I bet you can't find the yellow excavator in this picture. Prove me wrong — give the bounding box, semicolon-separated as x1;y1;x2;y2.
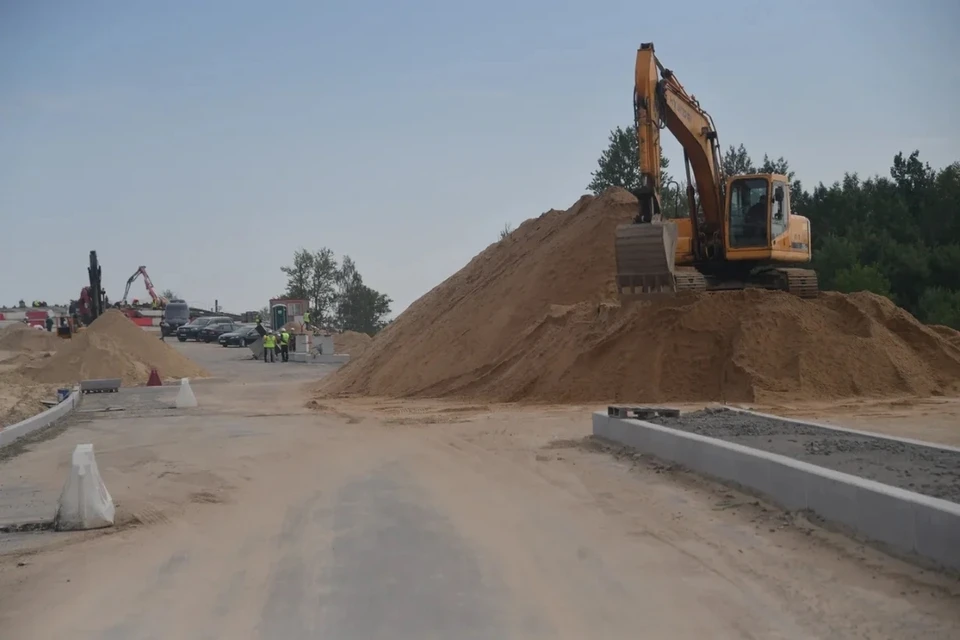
614;43;818;299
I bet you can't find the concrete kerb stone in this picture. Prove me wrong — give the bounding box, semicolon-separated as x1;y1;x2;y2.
0;386;81;448
592;412;960;571
723;404;960;453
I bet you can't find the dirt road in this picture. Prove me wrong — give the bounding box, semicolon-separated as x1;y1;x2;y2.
1;343;958;638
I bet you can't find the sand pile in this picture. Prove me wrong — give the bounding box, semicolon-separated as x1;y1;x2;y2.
21;310;208;385
335;331;373;357
316;188;960;404
0;323;61;351
0;372;57;428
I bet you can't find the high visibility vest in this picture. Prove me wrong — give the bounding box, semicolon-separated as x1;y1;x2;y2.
303;312;311;323
263;334;276;349
280;332;290;345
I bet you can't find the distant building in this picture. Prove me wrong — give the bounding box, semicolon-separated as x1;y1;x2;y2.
268;298;308;319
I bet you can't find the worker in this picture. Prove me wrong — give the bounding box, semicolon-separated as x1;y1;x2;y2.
262;332;276;363
302;310;311;332
280;328;290;362
45;314;54;332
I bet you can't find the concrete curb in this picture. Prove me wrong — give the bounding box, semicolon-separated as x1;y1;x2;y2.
593;411;960;571
1;386;81;448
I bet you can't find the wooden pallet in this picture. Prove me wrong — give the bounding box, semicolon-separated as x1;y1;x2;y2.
607;405;680;419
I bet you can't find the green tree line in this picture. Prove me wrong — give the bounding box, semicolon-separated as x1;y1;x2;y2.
279;248;392;335
589;125;960;328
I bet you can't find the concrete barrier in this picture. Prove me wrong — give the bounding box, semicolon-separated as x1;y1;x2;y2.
1;387;81;447
593;411;960;571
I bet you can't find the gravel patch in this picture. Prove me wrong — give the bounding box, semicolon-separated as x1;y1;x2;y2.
650;408;960;503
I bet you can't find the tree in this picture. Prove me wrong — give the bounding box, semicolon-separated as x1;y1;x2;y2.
278;249;393;334
337;281;393;335
280;248;314;300
722;144;755;176
499;223;513;241
588;124;682;218
160;289;178;301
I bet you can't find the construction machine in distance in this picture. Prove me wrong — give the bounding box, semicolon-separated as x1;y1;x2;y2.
77;250;105;326
614;42;818;300
121;265;167;308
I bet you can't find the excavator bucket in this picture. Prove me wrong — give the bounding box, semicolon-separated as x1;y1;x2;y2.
614;223;679;300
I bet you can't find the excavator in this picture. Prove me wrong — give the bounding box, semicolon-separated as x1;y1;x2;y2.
121;265;167;308
614;43;818;300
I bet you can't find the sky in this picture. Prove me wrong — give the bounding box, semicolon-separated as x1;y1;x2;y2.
2;0;957;315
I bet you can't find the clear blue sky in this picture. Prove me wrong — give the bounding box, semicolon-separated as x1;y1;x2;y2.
2;0;957;315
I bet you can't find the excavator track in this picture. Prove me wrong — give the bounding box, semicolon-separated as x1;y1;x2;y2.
776;268;820;298
673;267;707;294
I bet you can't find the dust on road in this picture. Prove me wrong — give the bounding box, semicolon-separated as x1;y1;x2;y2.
0;342;958;639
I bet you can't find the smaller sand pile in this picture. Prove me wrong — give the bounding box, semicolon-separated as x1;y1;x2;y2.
22;310;208;385
0;323;61;352
335;331;373;357
0;372;57;427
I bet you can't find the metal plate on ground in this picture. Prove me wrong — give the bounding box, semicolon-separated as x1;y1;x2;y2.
79;378;121;394
608;405;680;419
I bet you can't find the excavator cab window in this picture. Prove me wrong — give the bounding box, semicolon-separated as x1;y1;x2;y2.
770;182;789;239
728;178;769;248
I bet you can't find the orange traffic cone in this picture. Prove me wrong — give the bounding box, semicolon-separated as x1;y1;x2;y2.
146;368;162;386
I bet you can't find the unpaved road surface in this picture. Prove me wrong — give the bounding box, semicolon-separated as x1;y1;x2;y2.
0;342;958;639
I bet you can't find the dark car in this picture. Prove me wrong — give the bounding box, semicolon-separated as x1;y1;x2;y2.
199;321;240;343
160;300;191;337
176;316;231;342
218;325;261;347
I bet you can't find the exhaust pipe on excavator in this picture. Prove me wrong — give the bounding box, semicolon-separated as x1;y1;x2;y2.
614;223;679;300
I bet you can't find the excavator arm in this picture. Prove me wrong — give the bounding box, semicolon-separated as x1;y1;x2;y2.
633;42;726;256
121;266;166;306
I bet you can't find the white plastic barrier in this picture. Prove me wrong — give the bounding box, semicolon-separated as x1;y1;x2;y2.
55;444;115;531
176;378;198;408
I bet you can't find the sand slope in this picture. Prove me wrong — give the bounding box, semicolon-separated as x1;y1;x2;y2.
316;188;960;404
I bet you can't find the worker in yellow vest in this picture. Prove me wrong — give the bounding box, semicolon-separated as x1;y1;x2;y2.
302;310;311;333
262;332;276;363
280;329;290;362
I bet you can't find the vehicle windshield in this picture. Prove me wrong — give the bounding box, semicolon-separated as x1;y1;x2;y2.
728;178;769;248
190;317;215;327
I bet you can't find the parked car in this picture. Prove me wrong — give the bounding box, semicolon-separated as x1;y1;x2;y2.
160;300;190;337
176;316;231;342
199;321;240;343
218;325;261;347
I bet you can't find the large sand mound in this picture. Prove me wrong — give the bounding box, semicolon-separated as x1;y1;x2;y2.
316;188;960;404
0;323;61;352
22;310;208;385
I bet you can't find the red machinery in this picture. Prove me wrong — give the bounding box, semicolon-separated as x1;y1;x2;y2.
121;266;167;308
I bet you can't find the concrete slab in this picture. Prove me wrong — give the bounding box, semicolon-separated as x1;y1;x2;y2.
593;411;960;571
